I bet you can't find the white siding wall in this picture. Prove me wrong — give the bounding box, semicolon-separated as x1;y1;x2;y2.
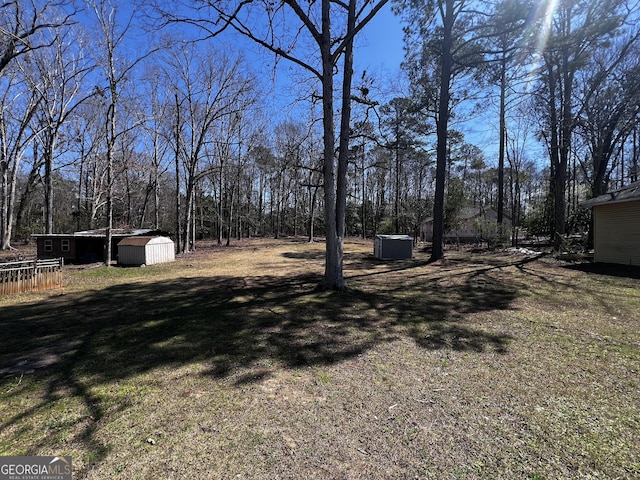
594;201;640;265
145;241;175;265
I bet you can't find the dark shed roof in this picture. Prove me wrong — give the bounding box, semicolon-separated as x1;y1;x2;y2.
118;236;173;247
31;228;166;239
581;181;640;207
118;236;155;247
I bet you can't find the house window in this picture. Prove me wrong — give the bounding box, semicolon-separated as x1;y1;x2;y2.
44;239;53;252
61;239;70;252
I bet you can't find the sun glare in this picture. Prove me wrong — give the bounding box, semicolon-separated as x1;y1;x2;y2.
519;0;561;93
535;0;560;55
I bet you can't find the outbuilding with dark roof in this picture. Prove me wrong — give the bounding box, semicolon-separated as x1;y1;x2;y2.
581;181;640;266
32;229;168;263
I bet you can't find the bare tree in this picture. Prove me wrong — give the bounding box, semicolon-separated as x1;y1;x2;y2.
140;65;172;230
155;0;388;289
0;0;79;249
0;65;41;249
88;0;158;265
70;99;108;231
164;44;256;253
25;26;95;234
0;0;77;74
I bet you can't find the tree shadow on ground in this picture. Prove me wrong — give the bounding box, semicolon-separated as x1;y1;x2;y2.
281;250;325;261
564;261;640;280
0;254;524;474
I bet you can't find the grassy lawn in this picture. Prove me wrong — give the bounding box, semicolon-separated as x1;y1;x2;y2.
1;238;639;479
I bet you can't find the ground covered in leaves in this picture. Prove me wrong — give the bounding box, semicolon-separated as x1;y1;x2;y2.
1;238;639;479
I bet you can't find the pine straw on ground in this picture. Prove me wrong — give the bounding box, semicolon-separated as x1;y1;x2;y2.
1;238;639;479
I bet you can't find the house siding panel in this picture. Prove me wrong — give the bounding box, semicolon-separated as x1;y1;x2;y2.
36;237;76;262
594;201;640;265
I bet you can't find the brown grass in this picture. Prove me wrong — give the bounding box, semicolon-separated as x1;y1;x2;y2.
1;238;639;479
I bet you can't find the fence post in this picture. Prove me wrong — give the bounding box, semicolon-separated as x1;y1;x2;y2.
33;259;38;292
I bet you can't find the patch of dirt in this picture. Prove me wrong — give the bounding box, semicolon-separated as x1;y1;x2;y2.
175;236;321;262
0;242;37;262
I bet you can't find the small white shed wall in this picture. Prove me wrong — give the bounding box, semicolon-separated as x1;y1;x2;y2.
118;237;175;266
145;240;175;265
593;201;640;266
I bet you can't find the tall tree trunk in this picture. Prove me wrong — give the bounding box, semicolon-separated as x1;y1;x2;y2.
394;110;401;233
327;0;356;290
217;160;224;245
553;45;572;252
258;172;264;236
497;51;506;229
44;132;56;234
76;142;85;231
226;175;236;246
320;0;343;289
632;124;638;182
15;147;43;236
546;60;561;250
361;151;367;239
105;101;115;266
153;167;159;229
174;93;182;253
183;174;195;252
0;160;19;250
308;185;317;243
431;0;454;262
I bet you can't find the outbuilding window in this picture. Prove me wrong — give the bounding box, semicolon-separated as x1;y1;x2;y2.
44;239;53;252
61;239;70;252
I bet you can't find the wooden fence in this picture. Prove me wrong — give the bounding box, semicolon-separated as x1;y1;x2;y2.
0;258;64;296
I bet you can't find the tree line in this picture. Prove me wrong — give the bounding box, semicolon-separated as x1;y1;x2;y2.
1;0;639;288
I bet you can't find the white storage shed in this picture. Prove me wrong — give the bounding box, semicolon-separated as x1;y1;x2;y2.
374;235;413;260
118;236;175;266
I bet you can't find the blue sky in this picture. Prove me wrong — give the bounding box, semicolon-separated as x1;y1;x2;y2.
231;3;407;120
87;1;505;162
356;4;405;73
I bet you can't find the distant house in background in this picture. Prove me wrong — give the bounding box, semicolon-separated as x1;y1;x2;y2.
420;207;512;243
118;236;175;266
374;235;413;260
581;181;640;266
32;228;168;263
